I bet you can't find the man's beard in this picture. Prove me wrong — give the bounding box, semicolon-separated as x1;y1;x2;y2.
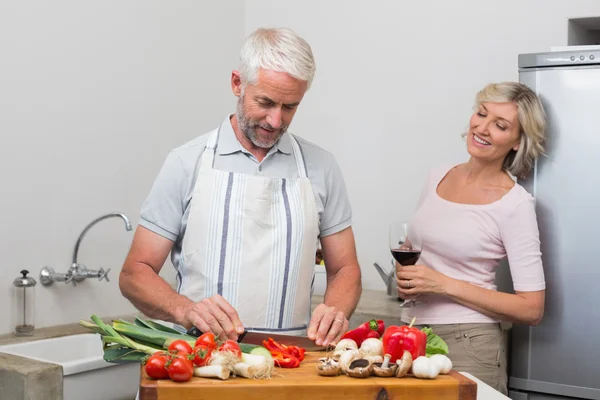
236;97;288;149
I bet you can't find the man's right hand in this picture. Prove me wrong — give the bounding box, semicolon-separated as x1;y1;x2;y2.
181;294;245;341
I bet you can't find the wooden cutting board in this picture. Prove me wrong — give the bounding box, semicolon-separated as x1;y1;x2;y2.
139;352;477;400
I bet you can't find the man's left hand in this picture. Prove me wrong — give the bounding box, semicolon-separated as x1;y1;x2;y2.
307;303;348;348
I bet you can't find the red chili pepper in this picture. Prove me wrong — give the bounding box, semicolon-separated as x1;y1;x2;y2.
340;319;384;347
381;320;427;363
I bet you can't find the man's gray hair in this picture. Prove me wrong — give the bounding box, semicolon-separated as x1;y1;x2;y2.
239;27;316;90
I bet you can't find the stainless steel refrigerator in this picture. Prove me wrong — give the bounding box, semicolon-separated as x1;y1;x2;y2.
502;48;600;399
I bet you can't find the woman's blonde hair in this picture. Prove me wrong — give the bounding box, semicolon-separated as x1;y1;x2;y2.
472;82;548;179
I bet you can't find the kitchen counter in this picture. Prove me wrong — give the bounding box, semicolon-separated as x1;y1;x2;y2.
312;288;405;328
0;313;142;400
0;292;508;400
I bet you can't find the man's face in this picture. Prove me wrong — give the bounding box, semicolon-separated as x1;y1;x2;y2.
232;68;307;149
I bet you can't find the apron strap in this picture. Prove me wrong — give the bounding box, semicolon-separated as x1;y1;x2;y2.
289;134;308;178
200;129;219;171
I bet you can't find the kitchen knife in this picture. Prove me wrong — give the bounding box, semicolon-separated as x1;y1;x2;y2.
186;327;326;352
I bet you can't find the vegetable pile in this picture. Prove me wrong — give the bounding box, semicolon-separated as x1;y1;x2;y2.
317;317;452;380
79;315;275;382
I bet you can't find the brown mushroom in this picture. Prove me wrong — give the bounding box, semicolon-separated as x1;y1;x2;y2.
395;350;413;378
316;357;342;377
345;358;372;378
372;354;397;377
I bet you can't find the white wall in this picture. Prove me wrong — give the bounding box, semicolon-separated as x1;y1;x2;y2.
0;1;244;335
244;0;600;291
3;1;600;336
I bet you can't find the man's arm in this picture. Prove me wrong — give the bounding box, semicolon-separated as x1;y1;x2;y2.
119;226;244;339
119;226;193;325
307;226;362;347
321;226;362;317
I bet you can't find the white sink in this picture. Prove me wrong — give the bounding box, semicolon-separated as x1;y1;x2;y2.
0;333;140;400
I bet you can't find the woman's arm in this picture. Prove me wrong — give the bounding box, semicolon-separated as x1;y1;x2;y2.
397;266;544;325
398;196;546;326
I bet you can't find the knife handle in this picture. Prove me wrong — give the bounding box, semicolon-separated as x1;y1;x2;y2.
186;326;202;337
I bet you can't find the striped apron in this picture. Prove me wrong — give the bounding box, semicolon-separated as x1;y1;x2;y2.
178;127;319;336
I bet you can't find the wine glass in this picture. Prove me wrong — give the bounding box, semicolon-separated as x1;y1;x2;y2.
389;221;426;307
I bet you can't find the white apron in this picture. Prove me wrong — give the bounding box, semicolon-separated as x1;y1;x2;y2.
178;127;319;336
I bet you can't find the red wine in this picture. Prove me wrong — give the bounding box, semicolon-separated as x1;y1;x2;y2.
391;249;421;265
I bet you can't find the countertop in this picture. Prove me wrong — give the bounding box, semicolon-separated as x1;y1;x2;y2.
0;292;508;400
312;288;403;320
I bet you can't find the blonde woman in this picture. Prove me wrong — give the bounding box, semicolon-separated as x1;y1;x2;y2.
396;82;547;394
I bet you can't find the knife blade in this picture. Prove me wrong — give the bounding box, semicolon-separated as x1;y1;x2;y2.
186;327;326;352
241;331;326;352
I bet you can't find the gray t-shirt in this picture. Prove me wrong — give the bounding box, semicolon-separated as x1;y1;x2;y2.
139;115;353;270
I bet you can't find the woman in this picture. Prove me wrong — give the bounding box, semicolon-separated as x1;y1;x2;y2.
396;82;547;395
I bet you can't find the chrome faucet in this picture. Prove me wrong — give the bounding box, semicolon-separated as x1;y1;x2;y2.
40;212;132;286
374;259;398;297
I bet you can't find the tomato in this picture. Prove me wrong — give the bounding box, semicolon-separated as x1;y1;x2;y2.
219;340;242;358
195;332;217;351
168;339;193;355
167;354;194;382
192;344;212;367
144;352;170;379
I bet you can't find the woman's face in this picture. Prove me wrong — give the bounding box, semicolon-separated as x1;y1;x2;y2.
466;102;522;164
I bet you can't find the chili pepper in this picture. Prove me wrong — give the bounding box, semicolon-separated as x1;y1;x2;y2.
381;318;427;363
340;319;384;347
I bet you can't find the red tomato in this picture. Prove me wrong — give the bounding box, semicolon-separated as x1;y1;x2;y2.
192;345;212;367
144;352;170;379
219;340;242;358
167;354;194;382
168;339;193;355
195;332;217;351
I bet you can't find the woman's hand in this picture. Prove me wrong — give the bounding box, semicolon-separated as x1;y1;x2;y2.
396;264;450;298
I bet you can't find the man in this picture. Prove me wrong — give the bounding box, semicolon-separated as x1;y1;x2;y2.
119;27;361;348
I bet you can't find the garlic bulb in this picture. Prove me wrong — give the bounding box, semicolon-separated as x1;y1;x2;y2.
411;356;442;379
430;354;452;374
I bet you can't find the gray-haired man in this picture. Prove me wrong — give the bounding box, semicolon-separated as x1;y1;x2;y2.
119;27;361;348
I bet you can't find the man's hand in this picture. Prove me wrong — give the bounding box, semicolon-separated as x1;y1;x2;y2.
181;294;245;341
307;303;348;348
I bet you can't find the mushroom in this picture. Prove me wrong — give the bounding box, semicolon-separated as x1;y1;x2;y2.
345;358;372;378
332;339;358;361
359;338;384;358
363;355;384;365
338;349;360;373
395;350;413;378
316;357;342;377
372;354;397;377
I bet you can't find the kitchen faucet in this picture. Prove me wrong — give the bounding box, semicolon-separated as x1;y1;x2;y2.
40;212;133;286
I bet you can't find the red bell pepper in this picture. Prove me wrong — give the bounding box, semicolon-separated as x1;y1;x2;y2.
381;318;427;363
340;319;385;347
262;337;305;368
273;355;300;368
